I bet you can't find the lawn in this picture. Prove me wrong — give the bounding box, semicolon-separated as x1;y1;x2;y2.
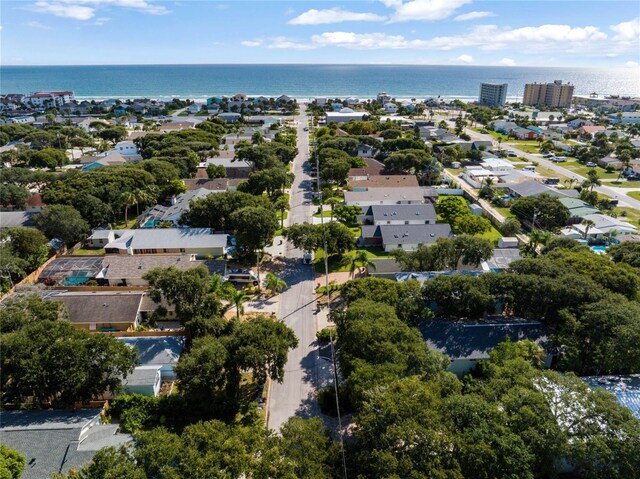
514;163;568;182
629;191;640;201
314;246;390;273
479;225;503;245
313;210;334;218
602;181;640;188
562;160;620;180
71;247;105;256
613;207;640;227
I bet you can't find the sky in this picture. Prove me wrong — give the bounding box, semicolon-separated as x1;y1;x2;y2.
0;0;639;67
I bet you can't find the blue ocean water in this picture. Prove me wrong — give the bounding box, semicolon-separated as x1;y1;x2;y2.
1;64;638;100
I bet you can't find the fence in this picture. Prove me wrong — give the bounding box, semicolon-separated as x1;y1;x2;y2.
0;254;59;302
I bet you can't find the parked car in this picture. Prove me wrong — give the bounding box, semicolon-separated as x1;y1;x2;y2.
507;151;517;157
553;156;567;162
586;162;597;167
480;129;488;134
225;269;259;285
542;153;554;158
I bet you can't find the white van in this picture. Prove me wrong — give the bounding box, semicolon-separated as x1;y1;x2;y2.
225;269;259;285
523;165;536;172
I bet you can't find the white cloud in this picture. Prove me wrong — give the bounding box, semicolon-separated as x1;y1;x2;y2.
267;36;315;50
452;54;474;64
498;58;516;66
289;8;385;25
31;2;95;20
311;32;428;49
241;40;263;47
27;20;52;29
94;16;110;25
454;11;495;21
611;17;640;41
388;0;471;23
29;0;169;21
624;60;639;67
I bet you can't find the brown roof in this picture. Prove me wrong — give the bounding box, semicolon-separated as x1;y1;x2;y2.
51;292;143;325
195;167;209;179
183;178;229;191
101;254;226;280
128;131;162;140
349;166;384;178
159;122;194;131
349;175;419;189
27;193;45;209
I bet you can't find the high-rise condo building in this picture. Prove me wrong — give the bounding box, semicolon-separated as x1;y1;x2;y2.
523;80;574;108
478;83;508;107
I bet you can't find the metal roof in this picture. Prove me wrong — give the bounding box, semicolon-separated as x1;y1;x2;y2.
118;335;185;366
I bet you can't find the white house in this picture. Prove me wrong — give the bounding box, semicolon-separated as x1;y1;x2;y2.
114;140;139;156
383;103;399;114
325;108;367;124
344;187;424;207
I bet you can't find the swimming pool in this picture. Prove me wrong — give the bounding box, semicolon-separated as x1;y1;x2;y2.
590;245;607;254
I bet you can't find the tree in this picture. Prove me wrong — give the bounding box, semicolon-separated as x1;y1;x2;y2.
383;149;430;174
245;167;293;198
582;169;602;191
581;218;595;239
344;250;375;278
231;206;278;256
447;235;494;269
206;163;226;179
501;217;521;236
227;315;298;384
1;295;137;406
0;445;25;479
278;417;338;479
0;227;49;271
175;335;228;401
333;204;361;225
608;241;640;268
510;194;570;231
320;155;351;185
120;190;137;224
437;196;470;224
0;184;30;209
423;274;495;318
33;204;89;244
23;147;69;169
264;272;287;296
452;214;492;235
274;194;289;229
97;126;127;145
144;266;224;326
223;285;250;321
180;190;270;230
285;222;354;257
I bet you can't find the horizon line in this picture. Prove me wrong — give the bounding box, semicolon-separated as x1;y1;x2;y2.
1;62;626;69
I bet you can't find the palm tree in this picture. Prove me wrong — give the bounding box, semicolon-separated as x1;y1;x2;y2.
564;177;578;189
223;285;250;321
264;273;287;296
274;195;289;229
120;191;137;225
581;218;596;240
345;251;377;279
324;197;341;221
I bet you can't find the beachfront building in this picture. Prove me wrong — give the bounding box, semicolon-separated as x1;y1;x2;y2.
479;83;508;107
523;80;574;108
325;108;367;124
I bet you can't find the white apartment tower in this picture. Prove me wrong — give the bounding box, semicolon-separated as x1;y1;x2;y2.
479;83;508;107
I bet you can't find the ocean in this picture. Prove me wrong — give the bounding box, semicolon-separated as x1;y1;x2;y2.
1;64;639;101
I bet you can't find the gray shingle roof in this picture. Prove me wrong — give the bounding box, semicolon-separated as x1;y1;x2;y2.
124;365;162;386
419;319;549;360
48;292;143;324
0;211;38;228
117;335;185;366
101;255;226;280
509;180;567;198
370;204;437;222
380;223;452;246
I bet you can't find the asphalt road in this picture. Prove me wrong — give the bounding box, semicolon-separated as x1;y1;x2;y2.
267;106;329;431
461;125;640;210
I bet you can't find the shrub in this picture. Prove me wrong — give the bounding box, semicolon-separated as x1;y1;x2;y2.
316;327;337;342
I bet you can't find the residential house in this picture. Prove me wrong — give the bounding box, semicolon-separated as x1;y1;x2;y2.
356;144;376;157
557;198;599;220
276;95;292;104
559;223;605;241
581;375;640;419
493;120;519;134
325;108;367;123
118;335;185;383
86;229;116;248
97;254;226;286
482;248;523;271
188;103;201;114
81;151;128;171
349;175;419;190
38;257;104;285
597;155;623;170
360;203;437;226
481;158;516;173
506;180;577;199
472;140;493;151
182;178;230;191
102;228;229;256
158;122;195;132
578;125;606;136
204;154;252;179
608;112;640;124
1;409;131;479
217;112;242;123
568;118;593;129
114;140;139;156
419;319;551;376
141;188;220;227
579;213;638;234
377;92;392;104
511;126;542;140
359;223;452;251
0;211;38;228
383;103;398;114
47;291;144;331
344;187;425;207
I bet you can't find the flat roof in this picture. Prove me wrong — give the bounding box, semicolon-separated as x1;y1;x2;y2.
103;228;228;251
349;175;419;189
419;319;549;360
344;186;425;203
